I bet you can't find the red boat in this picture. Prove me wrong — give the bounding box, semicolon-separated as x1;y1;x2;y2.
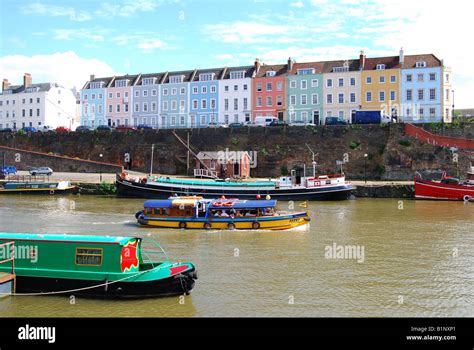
414;167;474;201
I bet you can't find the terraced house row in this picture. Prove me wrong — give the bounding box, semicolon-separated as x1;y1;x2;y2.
80;49;453;128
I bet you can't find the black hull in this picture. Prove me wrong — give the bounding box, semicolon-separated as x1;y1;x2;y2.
116;178;353;201
15;269;196;299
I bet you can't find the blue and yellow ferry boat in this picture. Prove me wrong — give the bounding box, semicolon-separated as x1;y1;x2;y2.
0;233;197;298
136;196;311;230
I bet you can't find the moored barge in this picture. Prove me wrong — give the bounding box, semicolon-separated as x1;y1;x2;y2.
414;167;474;201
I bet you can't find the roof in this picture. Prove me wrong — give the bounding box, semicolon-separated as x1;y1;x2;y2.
135;72;165;86
255;64;288;78
1;83;55;94
196;151;250;160
401;54;442;69
289;62;325;75
190;67;227;82
144;200;174;208
222;65;255;79
363;56;401;71
0;232;136;245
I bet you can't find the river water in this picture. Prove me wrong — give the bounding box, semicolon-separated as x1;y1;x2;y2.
0;195;472;317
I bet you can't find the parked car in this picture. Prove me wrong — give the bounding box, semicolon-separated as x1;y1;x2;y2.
136;124;153;130
75;125;91;132
37;126;54;133
29;167;53;176
115;125;137;132
255;116;279;126
268;120;288;127
289;120;316;127
55;126;71;133
0;166;17;174
21;126;37;133
228;122;244;128
208;122;228;128
325;117;348;125
96;125;112;131
0;128;13;133
244;121;262;128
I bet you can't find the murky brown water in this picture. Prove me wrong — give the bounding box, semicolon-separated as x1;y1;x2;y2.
0;195;472;317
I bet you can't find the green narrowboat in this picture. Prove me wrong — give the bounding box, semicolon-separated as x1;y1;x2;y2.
0;233;197;298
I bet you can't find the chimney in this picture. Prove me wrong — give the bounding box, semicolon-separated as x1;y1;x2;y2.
399;47;404;65
287;57;293;72
90;74;95;82
359;50;366;70
254;58;261;74
2;79;10;92
23;73;32;88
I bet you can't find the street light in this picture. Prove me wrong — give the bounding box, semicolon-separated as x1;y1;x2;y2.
99;153;103;182
364;153;368;184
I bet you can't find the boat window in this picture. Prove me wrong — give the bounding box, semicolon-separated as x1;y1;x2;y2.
75;248;103;266
153;208;161;215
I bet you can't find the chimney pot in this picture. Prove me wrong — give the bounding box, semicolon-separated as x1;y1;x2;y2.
399;47;404;64
254;58;261;74
2;78;10;92
23;73;32;88
90;74;95;82
359;50;366;70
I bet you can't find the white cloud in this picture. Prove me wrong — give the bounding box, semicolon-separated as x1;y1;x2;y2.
291;1;305;7
53;28;107;42
111;33;173;52
20;3;92;22
95;0;175;18
0;51;118;90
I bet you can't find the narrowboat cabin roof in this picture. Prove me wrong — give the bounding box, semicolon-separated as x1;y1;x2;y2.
0;232;135;245
144;198;278;209
209;199;277;209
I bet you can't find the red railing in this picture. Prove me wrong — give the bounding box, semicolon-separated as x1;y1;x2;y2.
405;124;474;150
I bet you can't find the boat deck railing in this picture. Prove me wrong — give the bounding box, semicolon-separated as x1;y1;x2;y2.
140;237;170;267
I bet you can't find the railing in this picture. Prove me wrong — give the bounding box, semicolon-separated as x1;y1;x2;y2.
194;168;218;179
405;124;474;150
0;241;16;295
6;174;49;183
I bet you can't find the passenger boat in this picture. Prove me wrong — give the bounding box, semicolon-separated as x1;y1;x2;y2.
0;233;197;298
414;166;474;201
0;175;77;195
117;172;355;201
135;196;311;230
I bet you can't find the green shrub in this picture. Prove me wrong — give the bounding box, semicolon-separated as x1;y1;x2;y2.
398;140;411;147
349;140;361;150
280;165;288;175
99;182;116;195
17;129;26;135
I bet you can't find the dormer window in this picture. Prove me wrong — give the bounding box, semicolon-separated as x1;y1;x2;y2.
333;66;349;73
230;70;245;79
199;73;215;81
142;77;157;85
266;70;276;77
2;90;12;95
297;68;315;75
25;87;40;93
416;61;427;68
169;75;185;84
376;64;386;70
115;79;129;87
90;82;104;89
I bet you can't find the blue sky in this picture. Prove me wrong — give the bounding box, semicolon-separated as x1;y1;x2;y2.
0;0;471;107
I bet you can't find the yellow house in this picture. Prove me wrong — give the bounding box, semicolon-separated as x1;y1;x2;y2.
360;55;401;117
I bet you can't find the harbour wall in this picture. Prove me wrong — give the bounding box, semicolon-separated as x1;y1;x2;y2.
0;123;472;181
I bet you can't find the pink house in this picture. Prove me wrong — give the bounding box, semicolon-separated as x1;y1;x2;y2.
105;75;138;127
252;60;288;120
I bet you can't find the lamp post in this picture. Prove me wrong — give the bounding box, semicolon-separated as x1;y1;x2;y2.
364;153;368;184
452;89;455;120
99;153;103;182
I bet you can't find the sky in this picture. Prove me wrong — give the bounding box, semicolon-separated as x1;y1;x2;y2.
0;0;471;107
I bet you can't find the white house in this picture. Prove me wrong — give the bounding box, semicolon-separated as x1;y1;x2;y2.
0;73;77;130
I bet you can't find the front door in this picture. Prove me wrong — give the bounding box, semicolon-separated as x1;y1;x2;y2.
277;112;284;121
312;110;320;125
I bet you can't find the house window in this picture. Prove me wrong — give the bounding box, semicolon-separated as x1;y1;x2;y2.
406;74;412;82
297;68;315;75
109;105;113;113
171;88;177;95
379;76;385;83
201;100;207;109
338;93;344;104
445;74;450;83
201;86;207;94
301;111;308;121
169;75;184;84
311;79;319;87
171;101;177;110
199;73;215;81
390;91;396;101
230;71;245;79
416;61;427;68
446;89;450;101
301;80;307;89
134;90;139;97
290;95;296;106
143;103;148;112
350;77;356;86
327;94;333;104
406;90;413;101
338;78;344;87
312;94;318;105
163;88;168;96
276;96;282;106
366;92;372;102
243;84;248;91
180;87;186;94
233;85;238;91
417;74;424;82
224;99;229;111
143;90;148;97
224;86;229;92
430;108;436;117
163;101;168;111
142;77;156;85
152;89;157;96
266;70;276;77
211;99;217;110
326;79;333;87
115;80;128;87
390;75;396;83
301;94;307;105
418;89;424;101
256;83;262;92
379;91;385;102
266;96;272;106
192;87;198;94
211;86;217;93
116;104;121;112
429;89;436;100
350;93;356;103
366;76;372;84
256;97;262;107
193;100;198;109
376;64;386;70
266;83;272;91
276;82;283;91
419;108;424;117
243;98;248;110
429;73;436;81
233;98;238;110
